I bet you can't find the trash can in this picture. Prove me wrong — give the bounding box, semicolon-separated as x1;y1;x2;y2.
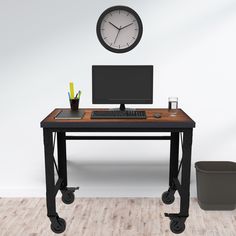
195;161;236;210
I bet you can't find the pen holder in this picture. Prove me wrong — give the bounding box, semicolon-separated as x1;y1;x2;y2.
70;98;79;111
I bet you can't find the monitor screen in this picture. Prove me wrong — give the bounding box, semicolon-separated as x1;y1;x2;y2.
92;65;153;104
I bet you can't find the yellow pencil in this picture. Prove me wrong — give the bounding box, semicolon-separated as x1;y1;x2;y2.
69;82;74;99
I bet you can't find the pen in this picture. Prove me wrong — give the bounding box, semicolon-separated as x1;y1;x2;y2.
76;90;82;99
78;90;82;99
75;91;79;99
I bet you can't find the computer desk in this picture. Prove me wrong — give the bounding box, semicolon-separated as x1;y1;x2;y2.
40;108;195;234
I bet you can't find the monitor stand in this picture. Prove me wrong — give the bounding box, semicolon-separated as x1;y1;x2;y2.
109;104;136;111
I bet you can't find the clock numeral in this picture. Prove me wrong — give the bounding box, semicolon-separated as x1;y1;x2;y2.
119;10;120;14
119;45;121;48
103;37;107;40
110;13;112;16
135;29;138;30
127;13;129;16
133;20;136;22
127;43;129;46
103;20;107;22
101;28;105;31
110;43;113;46
132;37;136;40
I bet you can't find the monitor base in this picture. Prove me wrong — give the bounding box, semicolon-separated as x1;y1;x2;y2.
109;104;136;111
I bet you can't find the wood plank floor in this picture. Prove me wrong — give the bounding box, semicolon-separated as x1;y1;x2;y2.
0;198;236;236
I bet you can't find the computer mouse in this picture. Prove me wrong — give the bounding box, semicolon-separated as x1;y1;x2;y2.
154;113;161;119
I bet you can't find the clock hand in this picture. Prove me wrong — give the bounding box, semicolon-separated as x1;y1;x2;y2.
109;21;120;30
114;26;121;44
120;22;133;30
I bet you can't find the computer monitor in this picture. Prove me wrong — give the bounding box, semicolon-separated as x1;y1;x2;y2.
92;65;153;110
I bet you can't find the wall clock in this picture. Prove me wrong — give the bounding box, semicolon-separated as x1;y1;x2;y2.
96;6;143;53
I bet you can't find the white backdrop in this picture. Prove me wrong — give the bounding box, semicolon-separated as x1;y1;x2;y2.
0;0;236;197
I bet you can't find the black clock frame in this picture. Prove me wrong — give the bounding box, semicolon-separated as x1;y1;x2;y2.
96;6;143;53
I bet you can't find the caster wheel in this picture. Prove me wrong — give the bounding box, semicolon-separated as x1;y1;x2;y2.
51;217;66;234
62;191;75;204
170;218;185;234
162;191;175;205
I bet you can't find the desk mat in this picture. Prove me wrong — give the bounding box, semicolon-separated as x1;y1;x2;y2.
55;110;85;120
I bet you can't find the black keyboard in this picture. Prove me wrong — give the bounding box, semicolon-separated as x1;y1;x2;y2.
91;110;146;119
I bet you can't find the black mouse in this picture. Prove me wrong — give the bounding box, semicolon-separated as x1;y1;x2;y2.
154;113;161;118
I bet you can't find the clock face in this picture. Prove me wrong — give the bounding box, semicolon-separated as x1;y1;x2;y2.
96;6;143;53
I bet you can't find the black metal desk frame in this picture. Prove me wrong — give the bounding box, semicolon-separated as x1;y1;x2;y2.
43;125;193;234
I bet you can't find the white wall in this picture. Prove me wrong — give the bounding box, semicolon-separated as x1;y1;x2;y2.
0;0;236;197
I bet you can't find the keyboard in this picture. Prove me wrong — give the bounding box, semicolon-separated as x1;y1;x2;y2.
91;110;146;119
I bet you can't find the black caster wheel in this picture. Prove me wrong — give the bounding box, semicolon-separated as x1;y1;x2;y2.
170;218;185;234
162;191;175;205
62;191;75;204
51;217;66;234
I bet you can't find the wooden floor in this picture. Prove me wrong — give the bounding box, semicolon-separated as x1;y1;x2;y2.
0;198;236;236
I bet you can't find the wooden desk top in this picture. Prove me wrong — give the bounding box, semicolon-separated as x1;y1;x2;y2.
40;108;195;129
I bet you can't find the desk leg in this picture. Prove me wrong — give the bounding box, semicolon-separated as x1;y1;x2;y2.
57;132;79;205
169;132;179;187
57;132;67;189
179;129;193;217
43;129;66;233
162;132;179;205
164;129;193;234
